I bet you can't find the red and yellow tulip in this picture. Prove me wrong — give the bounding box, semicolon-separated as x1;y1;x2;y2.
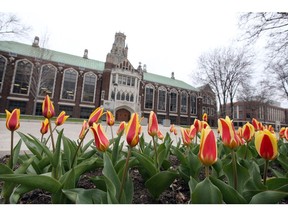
5;109;20;131
90;123;110;152
106;110;115;126
148;111;159;137
242;122;255;142
255;129;278;160
218;116;240;149
199;127;217;166
180;127;192;146
202;112;208;122
55;111;69;126
193;119;202;133
79;120;88;140
126;113;141;147
279;127;285;139
188;125;197;140
117;121;126;136
42;95;55;119
40;118;49;135
88;107;104;127
157;130;164;140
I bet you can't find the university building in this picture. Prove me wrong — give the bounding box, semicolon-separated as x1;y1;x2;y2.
0;32;217;126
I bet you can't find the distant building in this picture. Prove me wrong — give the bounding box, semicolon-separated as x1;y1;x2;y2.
0;33;217;126
226;101;288;130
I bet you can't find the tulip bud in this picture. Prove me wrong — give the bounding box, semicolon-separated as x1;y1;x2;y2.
280;127;286;139
148;111;159;137
42;95;55;119
180;127;192;146
218;116;240;149
193;119;202;133
117;121;126;136
202;112;208;122
106;110;115;126
88;107;104;127
5;109;20;131
126;113;141;147
157;130;164;140
55;111;69;126
79;120;88;140
188;125;197;139
40;118;49;135
255;129;278;160
199;127;217;166
90;123;110;152
242;122;255;142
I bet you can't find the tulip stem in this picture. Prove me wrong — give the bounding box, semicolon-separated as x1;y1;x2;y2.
71;128;89;167
118;147;132;202
110;126;114;142
263;160;269;185
9;131;14;170
48;120;55;152
244;141;250;159
205;166;210;178
152;136;159;170
231;149;238;190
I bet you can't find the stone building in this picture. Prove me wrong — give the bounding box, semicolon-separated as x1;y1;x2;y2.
0;32;217;126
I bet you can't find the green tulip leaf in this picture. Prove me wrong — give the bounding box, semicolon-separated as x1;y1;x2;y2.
62;188;107;204
209;176;247;204
191;177;223;204
145;170;178;199
266;178;288;190
132;151;157;177
249;190;288;204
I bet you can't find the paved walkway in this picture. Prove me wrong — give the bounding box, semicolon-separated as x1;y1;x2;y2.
0;119;182;157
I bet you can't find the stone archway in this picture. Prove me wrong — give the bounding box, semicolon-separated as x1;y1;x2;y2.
115;108;131;122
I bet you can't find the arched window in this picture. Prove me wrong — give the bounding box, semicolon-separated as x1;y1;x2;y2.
145;84;154;109
0;55;7;92
130;94;134;102
158;86;166;111
121;92;125;100
180;91;188;113
111;90;115;100
82;72;97;102
190;94;197;114
12;59;32;95
169;89;178;112
116;91;121;100
38;64;57;97
126;93;129;101
61;68;78;100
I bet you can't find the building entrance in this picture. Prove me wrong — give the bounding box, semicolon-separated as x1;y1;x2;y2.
116;108;131;122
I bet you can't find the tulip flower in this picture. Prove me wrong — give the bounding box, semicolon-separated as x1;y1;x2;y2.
90;123;110;152
218;116;240;149
267;125;274;133
188;125;197;140
42;95;55;119
148;111;159;137
279;127;285;139
193;119;202;133
5;108;20;169
117;121;126;136
242;122;255;142
40;118;49;135
202;121;209;129
5;109;20;132
199;127;217;170
170;124;175;133
157;130;164;140
202;112;208;122
88;107;104;127
125;113;141;147
79;120;88;140
283;127;288;140
55;111;69;126
218;116;241;189
255;129;278;184
255;129;278;161
180;127;192;146
106;110;115;126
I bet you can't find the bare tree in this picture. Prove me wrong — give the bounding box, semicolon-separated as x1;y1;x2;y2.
0;12;31;39
237;79;276;122
195;46;253;118
238;12;288;58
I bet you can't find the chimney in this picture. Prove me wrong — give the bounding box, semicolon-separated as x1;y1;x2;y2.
32;36;39;47
83;49;88;59
171;72;175;79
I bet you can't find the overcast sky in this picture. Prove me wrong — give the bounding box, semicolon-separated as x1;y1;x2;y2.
2;0;288;106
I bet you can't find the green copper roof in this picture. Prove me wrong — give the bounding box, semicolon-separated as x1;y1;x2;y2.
143;72;198;91
0;41;105;71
